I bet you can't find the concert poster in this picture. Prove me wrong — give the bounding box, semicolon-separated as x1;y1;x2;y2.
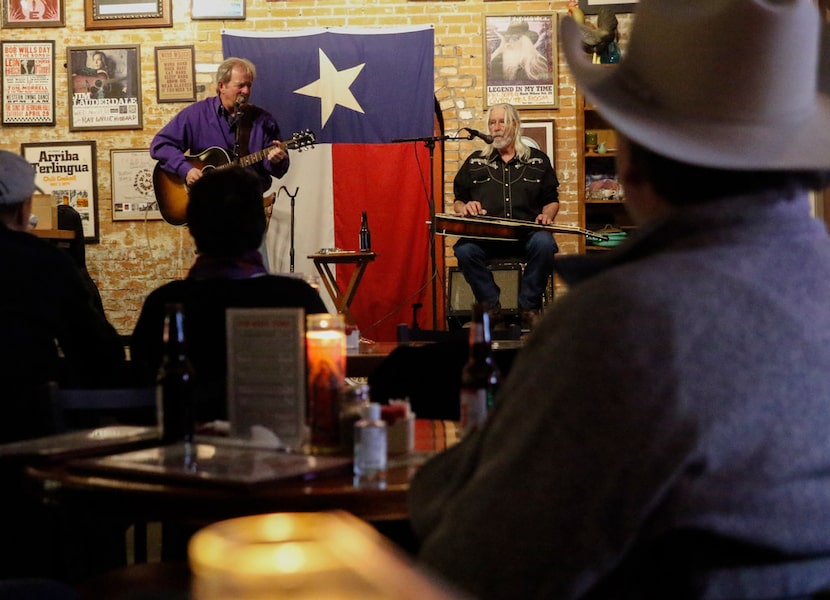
1;41;55;126
111;149;162;221
21;141;99;243
482;13;558;109
2;0;64;27
67;45;143;131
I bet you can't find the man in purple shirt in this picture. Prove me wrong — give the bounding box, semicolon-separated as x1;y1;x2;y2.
151;57;289;195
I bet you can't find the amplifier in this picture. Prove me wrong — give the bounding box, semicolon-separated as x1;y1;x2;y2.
447;264;522;318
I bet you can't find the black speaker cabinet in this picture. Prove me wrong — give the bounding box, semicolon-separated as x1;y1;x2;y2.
447;264;522;318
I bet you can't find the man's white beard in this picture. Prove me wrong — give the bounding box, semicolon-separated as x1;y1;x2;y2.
500;48;524;80
493;133;514;151
497;37;547;81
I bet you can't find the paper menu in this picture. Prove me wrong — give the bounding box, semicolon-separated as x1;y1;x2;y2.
225;308;306;450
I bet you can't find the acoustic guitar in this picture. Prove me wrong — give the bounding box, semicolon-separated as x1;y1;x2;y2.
153;130;316;226
72;74;126;98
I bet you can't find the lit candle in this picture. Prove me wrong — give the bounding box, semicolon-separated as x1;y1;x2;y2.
306;314;346;454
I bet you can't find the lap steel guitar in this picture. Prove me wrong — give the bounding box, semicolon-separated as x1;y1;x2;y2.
434;213;608;241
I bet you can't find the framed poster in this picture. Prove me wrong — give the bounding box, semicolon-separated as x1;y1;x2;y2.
1;40;55;126
154;45;196;103
68;45;142;131
21;141;99;243
84;0;171;29
578;0;638;14
483;13;558;109
2;0;64;27
521;119;555;167
111;149;161;221
192;0;245;20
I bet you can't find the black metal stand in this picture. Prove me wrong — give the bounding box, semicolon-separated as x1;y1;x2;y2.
278;186;300;272
392;133;469;330
231;109;244;161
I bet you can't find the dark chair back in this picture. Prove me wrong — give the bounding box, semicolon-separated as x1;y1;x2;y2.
56;204;105;316
369;340;468;420
54;387;156;432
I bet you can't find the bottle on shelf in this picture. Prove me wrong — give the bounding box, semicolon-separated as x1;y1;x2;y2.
459;303;501;438
359;210;371;252
156;303;196;446
353;402;387;488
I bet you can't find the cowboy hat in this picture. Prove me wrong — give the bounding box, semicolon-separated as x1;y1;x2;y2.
499;21;539;45
562;0;830;170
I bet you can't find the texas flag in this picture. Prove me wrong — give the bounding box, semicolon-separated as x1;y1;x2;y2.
222;27;437;341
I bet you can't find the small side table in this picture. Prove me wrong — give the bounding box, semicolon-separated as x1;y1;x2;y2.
308;251;376;325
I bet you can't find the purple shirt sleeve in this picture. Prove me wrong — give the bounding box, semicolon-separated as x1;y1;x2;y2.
150;96;289;192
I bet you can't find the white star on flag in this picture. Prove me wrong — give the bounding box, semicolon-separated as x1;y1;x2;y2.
294;48;365;128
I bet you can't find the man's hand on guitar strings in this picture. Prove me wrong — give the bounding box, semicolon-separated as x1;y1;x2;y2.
266;142;287;164
461;200;487;217
186;167;203;185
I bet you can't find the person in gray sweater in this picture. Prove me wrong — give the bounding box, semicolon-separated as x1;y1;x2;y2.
408;0;830;598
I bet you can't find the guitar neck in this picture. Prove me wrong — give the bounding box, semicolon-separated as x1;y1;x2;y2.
236;147;271;168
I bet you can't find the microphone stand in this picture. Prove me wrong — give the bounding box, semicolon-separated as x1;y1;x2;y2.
231;112;242;162
392;133;469;330
230;98;245;161
278;186;300;272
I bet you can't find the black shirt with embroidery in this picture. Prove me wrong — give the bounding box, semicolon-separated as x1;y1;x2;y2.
453;147;559;222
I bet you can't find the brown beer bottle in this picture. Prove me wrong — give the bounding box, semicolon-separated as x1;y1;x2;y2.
459;303;500;437
156;303;196;445
359;211;371;252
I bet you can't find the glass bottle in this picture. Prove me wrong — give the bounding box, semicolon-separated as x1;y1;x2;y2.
353;402;387;487
459;303;500;438
156;303;196;446
340;383;370;454
359;211;371;252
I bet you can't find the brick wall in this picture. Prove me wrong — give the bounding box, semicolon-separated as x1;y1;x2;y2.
1;0;595;335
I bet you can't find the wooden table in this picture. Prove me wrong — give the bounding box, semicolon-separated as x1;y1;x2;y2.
347;340;400;377
25;420;457;526
309;251;376;325
347;338;524;378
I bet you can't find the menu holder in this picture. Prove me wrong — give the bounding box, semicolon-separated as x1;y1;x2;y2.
67;443;352;489
225;307;306;450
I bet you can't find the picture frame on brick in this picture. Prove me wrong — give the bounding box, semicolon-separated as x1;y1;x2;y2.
84;0;171;29
68;44;143;132
111;149;163;221
577;0;638;15
483;12;558;109
1;40;56;126
21;140;100;243
2;0;64;27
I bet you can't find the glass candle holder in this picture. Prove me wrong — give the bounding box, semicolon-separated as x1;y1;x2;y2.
585;131;598;152
306;314;346;454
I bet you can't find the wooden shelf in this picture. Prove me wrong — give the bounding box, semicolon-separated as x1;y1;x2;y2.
578;88;634;251
32;229;74;240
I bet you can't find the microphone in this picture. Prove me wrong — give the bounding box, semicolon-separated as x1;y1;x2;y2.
464;128;494;144
228;95;246;128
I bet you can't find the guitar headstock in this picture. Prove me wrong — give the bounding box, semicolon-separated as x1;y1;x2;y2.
286;130;316;152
